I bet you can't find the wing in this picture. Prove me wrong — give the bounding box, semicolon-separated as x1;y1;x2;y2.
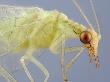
0;5;58;54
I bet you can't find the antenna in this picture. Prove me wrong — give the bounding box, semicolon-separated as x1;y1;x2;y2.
90;0;101;35
72;0;93;30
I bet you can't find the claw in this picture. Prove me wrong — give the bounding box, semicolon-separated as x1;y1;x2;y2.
64;79;68;82
96;63;100;69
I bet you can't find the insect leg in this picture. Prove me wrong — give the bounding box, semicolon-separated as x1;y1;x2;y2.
49;32;67;82
65;47;84;73
20;49;34;82
30;56;49;82
60;34;68;82
0;65;17;82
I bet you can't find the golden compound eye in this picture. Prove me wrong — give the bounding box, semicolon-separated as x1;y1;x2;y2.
80;31;92;44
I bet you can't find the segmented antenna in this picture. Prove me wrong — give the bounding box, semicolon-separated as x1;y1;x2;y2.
90;0;101;35
72;0;93;30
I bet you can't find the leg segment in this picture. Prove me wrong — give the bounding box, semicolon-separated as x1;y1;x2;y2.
61;46;84;82
30;56;49;82
0;65;17;82
49;32;68;82
65;47;84;73
60;34;68;82
49;32;83;82
20;48;49;82
20;49;34;82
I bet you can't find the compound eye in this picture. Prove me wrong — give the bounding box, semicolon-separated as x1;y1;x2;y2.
80;31;92;44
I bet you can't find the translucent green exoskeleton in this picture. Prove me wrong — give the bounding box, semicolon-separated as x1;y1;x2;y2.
0;0;101;82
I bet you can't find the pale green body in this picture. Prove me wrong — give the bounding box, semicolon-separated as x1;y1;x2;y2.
0;5;86;54
0;2;101;82
0;5;88;82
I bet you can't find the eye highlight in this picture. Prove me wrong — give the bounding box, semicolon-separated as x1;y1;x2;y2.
80;31;92;44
